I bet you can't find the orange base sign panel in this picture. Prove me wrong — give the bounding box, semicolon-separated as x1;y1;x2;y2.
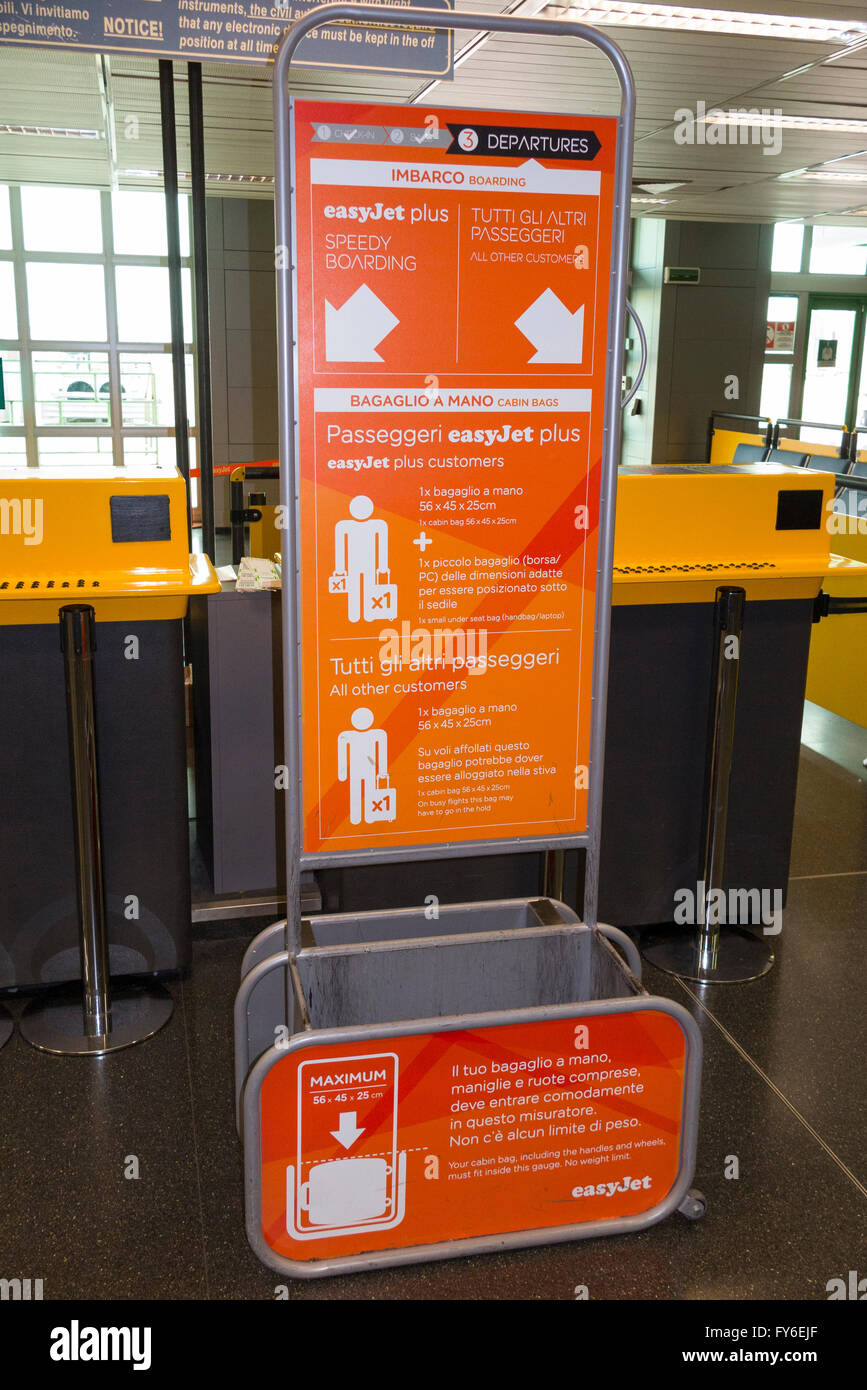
290;100;617;854
258;1009;689;1264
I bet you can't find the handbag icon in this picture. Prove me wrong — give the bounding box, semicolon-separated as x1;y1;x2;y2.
364;571;397;621
365;775;396;822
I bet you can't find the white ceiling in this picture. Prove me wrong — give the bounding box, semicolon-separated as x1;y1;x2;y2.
1;0;867;223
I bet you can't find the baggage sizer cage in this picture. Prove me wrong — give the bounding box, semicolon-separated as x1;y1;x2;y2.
239;902;704;1277
237;4;705;1278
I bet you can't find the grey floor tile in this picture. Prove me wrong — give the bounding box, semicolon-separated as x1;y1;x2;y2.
662;874;867;1182
180;935;275;1298
2;724;865;1301
227;984;867;1301
0;985;207;1300
802;701;867;782
170;934;866;1301
789;748;867;878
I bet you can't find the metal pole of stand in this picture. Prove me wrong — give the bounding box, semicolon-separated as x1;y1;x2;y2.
642;587;775;983
21;607;173;1055
542;850;565;903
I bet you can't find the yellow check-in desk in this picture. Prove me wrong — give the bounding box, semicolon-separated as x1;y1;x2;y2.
0;463;219;992
804;503;867;730
0;461;217;624
596;463;867;927
613;463;851;604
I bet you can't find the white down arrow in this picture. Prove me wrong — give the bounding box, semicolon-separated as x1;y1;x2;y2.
325;284;399;362
515;289;584;364
330;1112;365;1150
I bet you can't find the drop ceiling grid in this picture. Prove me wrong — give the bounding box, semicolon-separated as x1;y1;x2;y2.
0;10;866;213
634;128;867;167
427;29;846;129
543;0;867;18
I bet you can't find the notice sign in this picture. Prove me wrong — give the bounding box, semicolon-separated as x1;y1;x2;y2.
817;338;838;369
258;1009;689;1263
766;319;795;352
0;0;453;76
291;100;617;854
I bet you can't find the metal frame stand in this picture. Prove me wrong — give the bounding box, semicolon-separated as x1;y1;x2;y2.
237;7;707;1281
188;60;217;563
542;849;566;902
273;4;635;950
642;587;775;983
20;606;173;1055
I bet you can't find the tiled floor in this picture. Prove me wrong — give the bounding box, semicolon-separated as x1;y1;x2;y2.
802;698;867;782
1;710;864;1300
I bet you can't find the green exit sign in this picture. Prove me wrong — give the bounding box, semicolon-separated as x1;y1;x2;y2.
664;266;701;285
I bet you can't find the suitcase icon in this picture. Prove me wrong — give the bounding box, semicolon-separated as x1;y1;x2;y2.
365;776;396;822
364;573;397;621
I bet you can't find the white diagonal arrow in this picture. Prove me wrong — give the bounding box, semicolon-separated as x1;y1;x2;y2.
330;1111;365;1150
325;284;399;362
515;288;584;364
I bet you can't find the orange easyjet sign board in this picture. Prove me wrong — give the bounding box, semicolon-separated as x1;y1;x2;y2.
290;101;617;853
258;1009;689;1262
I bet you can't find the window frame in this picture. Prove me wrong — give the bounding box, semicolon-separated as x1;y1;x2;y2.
0;184;196;472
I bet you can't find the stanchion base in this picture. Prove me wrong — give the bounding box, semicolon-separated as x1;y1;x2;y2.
19;986;173;1056
0;1007;13;1049
641;925;774;983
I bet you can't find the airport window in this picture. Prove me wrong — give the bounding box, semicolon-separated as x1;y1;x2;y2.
123;434;197;474
0;350;22;427
20;185;103;254
0;260;16;337
802;302;858;435
809;226;867;276
26;262;108;341
0;185;11;251
37;436;115;466
760;361;793;423
765;295;799;353
119;352;195;429
771;222;804;273
761;295;798;425
0;183;195;475
112;189;191;258
33;351;112;426
115;265;193;344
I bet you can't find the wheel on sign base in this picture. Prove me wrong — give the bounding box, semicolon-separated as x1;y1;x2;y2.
678;1189;707;1221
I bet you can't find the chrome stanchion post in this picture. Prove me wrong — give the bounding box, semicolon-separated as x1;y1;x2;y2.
62;606;111;1038
21;606;173;1055
642;587;775;983
697;586;743;977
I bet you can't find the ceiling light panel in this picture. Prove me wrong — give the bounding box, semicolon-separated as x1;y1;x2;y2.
553;4;867;44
